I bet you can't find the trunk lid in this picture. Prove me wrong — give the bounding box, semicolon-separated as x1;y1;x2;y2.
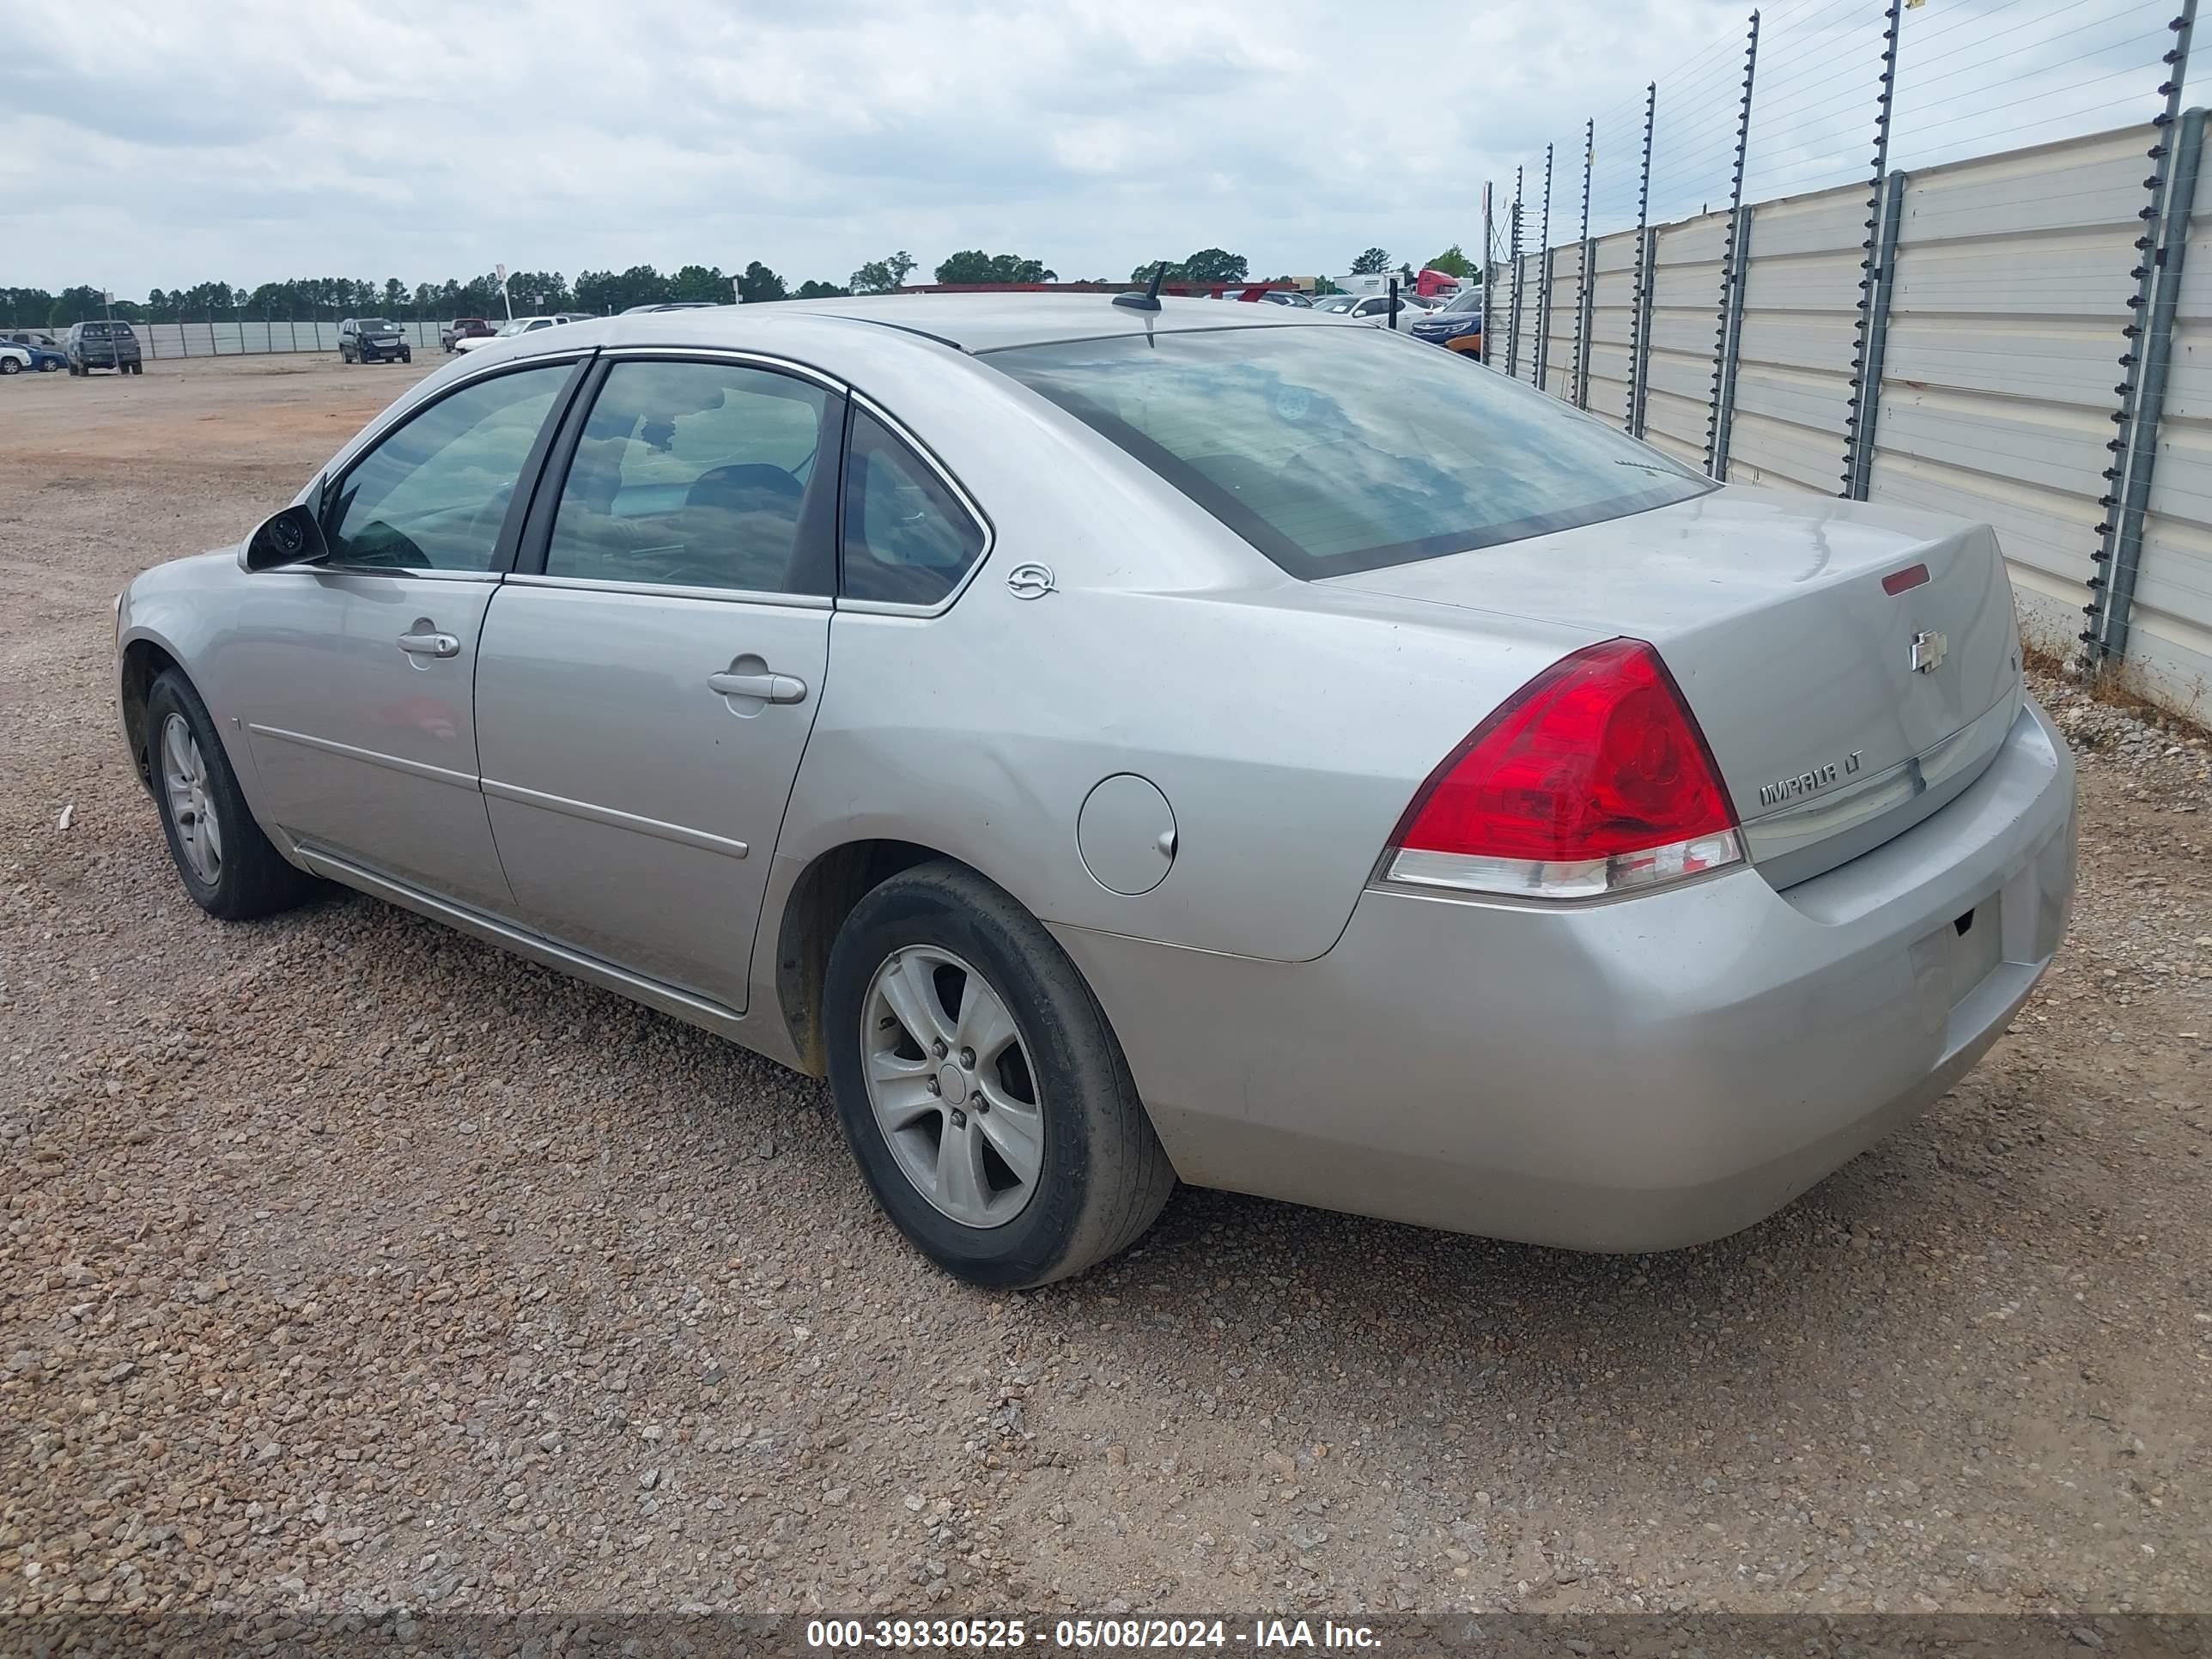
1322;487;2022;888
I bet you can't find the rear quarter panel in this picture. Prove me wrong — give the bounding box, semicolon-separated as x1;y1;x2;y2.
770;338;1597;963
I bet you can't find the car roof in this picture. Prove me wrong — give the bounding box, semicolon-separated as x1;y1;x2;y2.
539;293;1340;356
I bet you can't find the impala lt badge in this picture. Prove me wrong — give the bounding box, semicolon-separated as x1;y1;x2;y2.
1758;749;1864;809
1911;629;1948;674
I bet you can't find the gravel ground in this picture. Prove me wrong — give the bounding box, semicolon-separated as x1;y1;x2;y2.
2;355;2209;1622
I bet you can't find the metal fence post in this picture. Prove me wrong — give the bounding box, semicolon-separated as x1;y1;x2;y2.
1507;168;1526;380
1845;171;1908;500
1627;83;1657;436
1632;228;1658;436
1535;143;1554;390
1572;118;1595;408
1705;9;1760;477
2087;3;2200;668
1712;209;1755;475
1480;181;1493;365
1840;0;1905;495
2098;104;2205;665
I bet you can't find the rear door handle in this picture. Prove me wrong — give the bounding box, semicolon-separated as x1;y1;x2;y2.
708;670;808;704
397;629;460;659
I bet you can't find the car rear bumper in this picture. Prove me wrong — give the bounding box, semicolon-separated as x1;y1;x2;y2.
1054;696;2075;1252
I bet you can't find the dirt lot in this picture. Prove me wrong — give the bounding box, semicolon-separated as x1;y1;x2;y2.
2;355;2209;1621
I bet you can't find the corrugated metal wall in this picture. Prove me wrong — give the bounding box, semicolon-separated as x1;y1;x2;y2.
1644;214;1728;468
45;321;450;356
1869;127;2147;676
1543;240;1582;395
1486;117;2212;722
1726;184;1865;496
1585;229;1640;427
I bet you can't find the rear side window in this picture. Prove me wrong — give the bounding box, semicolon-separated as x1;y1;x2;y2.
544;357;832;594
988;325;1710;579
840;410;985;606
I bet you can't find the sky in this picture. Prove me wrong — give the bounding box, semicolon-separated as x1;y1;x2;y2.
0;0;2183;297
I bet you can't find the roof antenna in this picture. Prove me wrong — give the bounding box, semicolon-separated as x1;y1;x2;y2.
1115;262;1168;311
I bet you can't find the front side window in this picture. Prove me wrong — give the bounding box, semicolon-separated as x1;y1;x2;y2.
840;410;986;606
324;364;570;571
988;325;1711;580
544;358;832;593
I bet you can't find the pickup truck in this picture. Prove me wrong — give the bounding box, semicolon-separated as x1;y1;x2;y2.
440;317;495;351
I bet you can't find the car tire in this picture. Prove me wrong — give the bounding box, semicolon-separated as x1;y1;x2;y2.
823;860;1175;1288
131;363;143;375
0;358;18;375
39;358;60;372
143;670;321;922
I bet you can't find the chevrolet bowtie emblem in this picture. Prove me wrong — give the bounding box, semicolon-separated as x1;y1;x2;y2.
1911;629;1948;674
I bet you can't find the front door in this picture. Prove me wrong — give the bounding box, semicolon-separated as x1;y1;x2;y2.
473;354;841;1012
237;359;581;911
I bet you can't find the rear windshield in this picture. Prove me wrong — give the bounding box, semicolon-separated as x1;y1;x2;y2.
988;325;1710;579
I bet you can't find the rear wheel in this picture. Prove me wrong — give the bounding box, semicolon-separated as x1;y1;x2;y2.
824;861;1175;1288
145;671;320;921
0;358;18;375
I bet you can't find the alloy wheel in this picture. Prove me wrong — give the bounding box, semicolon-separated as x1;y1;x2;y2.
160;713;222;884
860;945;1044;1229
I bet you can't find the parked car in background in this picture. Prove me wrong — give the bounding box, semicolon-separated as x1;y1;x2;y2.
441;318;495;351
1409;283;1484;356
65;320;143;375
0;342;32;375
9;331;70;370
113;295;2073;1289
1212;286;1311;307
339;319;413;365
454;313;591;352
1313;292;1431;327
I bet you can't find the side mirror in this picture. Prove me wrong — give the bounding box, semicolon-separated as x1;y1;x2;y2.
242;503;330;571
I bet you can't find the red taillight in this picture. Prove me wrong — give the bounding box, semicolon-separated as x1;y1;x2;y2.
1385;638;1743;900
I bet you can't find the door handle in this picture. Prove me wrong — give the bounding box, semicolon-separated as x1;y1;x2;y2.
398;629;461;659
708;670;808;704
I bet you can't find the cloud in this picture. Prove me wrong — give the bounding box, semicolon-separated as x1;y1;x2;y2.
0;0;2179;295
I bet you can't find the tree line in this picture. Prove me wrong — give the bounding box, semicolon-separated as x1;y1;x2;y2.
3;245;1477;331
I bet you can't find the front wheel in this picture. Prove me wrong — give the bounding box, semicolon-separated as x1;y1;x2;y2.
823;861;1175;1288
144;671;321;921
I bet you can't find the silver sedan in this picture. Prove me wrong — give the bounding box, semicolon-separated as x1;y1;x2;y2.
114;295;2075;1286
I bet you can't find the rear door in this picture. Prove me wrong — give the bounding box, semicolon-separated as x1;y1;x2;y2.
472;352;842;1012
234;356;587;910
